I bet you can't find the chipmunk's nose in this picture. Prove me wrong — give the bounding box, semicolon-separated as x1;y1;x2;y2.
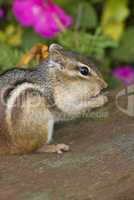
98;78;108;89
102;80;108;89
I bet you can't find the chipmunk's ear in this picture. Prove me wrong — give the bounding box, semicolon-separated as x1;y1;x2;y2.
49;43;64;62
49;43;64;52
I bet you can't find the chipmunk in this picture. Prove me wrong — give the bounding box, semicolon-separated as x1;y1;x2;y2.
0;44;108;155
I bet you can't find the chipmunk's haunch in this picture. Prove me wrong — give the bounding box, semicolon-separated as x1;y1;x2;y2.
0;44;108;154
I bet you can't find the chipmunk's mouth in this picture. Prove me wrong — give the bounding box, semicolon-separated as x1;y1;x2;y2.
90;94;100;99
90;90;108;100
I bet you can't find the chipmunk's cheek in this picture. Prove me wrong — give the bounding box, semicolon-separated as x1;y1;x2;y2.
54;92;81;115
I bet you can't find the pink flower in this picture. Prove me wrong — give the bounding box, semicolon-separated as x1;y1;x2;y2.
0;8;5;18
113;65;134;85
12;0;73;38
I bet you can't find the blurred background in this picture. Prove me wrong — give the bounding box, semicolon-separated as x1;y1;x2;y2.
0;0;133;88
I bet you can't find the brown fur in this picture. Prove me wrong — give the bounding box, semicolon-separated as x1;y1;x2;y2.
0;44;108;154
6;89;51;154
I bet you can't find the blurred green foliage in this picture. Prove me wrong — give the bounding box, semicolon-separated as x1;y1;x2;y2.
0;44;22;70
0;0;133;87
112;27;134;62
101;0;129;41
58;29;117;59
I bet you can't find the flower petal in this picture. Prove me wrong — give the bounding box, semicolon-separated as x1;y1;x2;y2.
12;0;73;38
113;66;134;85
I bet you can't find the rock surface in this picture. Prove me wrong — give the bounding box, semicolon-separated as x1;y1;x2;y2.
0;89;134;200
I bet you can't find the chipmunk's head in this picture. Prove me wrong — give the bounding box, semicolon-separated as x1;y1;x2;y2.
48;43;108;116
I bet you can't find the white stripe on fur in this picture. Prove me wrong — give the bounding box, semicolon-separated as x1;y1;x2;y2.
47;118;54;144
6;82;43;133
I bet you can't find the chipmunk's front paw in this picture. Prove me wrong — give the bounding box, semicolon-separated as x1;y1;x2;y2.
55;144;70;154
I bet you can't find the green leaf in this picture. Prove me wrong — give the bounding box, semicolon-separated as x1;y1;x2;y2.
58;29;117;59
22;29;47;51
108;76;121;88
62;1;98;29
0;44;22;72
91;0;104;3
112;27;134;62
75;2;98;29
101;0;129;41
0;0;11;5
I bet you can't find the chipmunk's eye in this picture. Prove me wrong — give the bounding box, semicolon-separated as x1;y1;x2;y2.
80;66;90;76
